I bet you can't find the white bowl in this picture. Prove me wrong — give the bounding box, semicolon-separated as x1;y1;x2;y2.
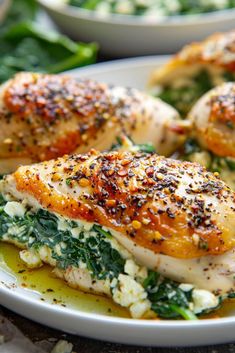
38;0;235;57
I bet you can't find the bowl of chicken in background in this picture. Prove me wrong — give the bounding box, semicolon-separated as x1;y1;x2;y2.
37;0;235;57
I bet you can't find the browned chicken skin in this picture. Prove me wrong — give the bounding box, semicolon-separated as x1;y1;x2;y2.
189;82;235;158
150;30;235;88
2;150;235;294
149;30;235;117
0;72;186;174
3;149;235;259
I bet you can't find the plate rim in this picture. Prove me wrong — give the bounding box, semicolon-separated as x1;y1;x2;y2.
1;281;235;328
66;55;170;77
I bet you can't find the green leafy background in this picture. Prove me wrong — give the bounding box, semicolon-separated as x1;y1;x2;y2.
0;0;97;83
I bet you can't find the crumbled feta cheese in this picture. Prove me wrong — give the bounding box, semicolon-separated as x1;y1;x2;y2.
163;0;180;12
130;299;151;319
124;259;139;277
115;0;134;14
70;227;81;238
137;266;148;281
112;274;151;318
38;245;56;266
192;289;219;314
4;201;26;218
78;260;87;269
57;219;69;231
207;0;228;9
113;274;147;307
55;244;62;256
96;2;111;15
168;290;176;299
83;221;93;231
135;0;151;6
110;277;118;288
179;283;194;292
19;250;42;268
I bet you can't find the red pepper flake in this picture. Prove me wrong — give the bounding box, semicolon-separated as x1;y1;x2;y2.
146;167;154;177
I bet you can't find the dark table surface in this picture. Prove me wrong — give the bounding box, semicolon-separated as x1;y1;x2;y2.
1;305;235;353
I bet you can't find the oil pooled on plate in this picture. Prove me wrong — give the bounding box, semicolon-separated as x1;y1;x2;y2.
0;243;130;318
1;243;235;320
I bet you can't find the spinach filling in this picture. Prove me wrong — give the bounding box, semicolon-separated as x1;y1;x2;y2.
181;138;235;173
111;136;156;153
144;271;199;320
0;195;227;320
157;70;235;117
0;195;124;280
157;70;214;117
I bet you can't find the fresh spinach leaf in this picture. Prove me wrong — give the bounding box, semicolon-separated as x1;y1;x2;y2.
144;270;197;320
0;21;97;82
111;137;155;154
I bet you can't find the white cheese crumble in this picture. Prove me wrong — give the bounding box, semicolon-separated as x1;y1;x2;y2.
38;245;56;267
124;259;139;277
179;283;194;292
112;274;151;318
130;299;151;319
4;201;26;218
115;1;134;14
192;289;219;314
19;250;42;268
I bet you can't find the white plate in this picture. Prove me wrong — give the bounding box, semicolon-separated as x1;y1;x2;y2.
67;55;168;88
38;0;235;57
1;56;235;347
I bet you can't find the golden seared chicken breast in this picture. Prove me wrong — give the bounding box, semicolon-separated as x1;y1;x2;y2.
149;30;235;116
1;150;235;319
184;82;235;189
0;72;186;175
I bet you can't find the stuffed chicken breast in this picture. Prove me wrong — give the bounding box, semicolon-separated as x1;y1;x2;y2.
0;72;186;175
184;82;235;189
149;30;235;116
0;150;235;319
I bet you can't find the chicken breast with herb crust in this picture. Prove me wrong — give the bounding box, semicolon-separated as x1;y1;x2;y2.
0;150;235;318
183;82;235;189
0;72;186;175
149;30;235;116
